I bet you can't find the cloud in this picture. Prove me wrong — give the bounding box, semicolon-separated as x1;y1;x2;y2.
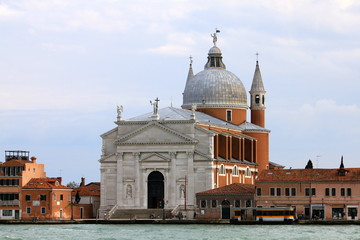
0;3;22;19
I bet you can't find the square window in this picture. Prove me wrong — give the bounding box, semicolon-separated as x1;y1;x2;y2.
25;195;31;201
211;200;217;208
234;200;240;208
40;195;46;201
200;200;206;208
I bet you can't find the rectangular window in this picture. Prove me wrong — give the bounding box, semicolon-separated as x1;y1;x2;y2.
60;194;63;201
325;188;330;196
285;188;290;196
2;210;12;216
276;188;281;196
291;188;296;196
200;200;206;208
332;188;336;196
26;195;31;202
40;195;46;201
270;188;275;196
41;207;46;214
53;193;56;201
311;188;316;196
26;207;31;214
211;200;217;208
257;188;262;196
226;110;232;121
305;188;310;196
235;200;240;208
341;188;345;196
347;188;352;197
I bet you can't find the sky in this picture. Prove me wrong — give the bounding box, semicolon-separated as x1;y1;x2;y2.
1;0;359;185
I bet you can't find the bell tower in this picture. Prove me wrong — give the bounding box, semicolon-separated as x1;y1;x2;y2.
249;58;266;128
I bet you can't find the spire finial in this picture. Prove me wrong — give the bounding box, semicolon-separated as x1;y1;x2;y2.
256;52;260;63
211;28;220;46
189;55;193;65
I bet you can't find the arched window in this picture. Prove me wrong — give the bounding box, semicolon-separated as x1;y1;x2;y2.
232;166;238;176
262;95;265;104
219;165;225;175
255;95;260;104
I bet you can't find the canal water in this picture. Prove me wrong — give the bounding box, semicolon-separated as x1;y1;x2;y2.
0;224;359;240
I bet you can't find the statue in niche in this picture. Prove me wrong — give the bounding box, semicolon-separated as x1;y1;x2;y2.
180;184;185;199
126;184;132;199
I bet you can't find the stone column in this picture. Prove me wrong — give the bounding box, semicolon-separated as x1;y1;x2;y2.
169;152;176;208
133;152;141;207
186;151;195;207
116;152;124;206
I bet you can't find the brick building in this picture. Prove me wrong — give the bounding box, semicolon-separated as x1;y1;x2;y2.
0;151;46;220
21;177;73;220
196;183;255;220
256;162;360;220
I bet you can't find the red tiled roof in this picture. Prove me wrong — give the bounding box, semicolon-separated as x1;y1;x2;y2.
197;183;255;195
0;159;31;166
23;178;71;190
257;168;360;182
72;182;100;196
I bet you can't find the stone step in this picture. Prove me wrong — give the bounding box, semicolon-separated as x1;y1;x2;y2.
110;209;173;219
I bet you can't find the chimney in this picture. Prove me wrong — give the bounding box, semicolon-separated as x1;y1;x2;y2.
31;156;37;163
80;177;85;187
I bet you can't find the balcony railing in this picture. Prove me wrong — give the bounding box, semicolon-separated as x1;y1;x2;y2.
0;199;20;206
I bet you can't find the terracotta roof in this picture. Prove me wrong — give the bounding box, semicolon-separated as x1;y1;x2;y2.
197;183;255;195
23;178;71;190
72;182;100;196
0;159;31;166
257;168;360;182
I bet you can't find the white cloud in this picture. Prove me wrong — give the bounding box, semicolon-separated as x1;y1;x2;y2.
0;3;22;19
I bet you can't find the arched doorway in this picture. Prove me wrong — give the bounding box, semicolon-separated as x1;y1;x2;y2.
221;200;231;219
147;171;164;209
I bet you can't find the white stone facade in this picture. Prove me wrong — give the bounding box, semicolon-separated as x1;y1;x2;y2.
99;118;215;216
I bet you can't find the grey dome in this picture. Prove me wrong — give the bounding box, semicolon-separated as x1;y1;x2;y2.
209;46;222;54
182;68;248;109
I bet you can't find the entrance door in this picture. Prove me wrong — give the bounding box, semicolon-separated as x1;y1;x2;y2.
15;210;20;219
221;200;230;219
147;171;164;209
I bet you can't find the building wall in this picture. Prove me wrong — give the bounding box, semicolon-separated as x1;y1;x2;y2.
244;132;269;172
21;189;72;220
196;108;247;125
256;181;360;220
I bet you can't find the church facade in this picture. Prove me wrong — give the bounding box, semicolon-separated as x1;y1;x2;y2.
99;33;270;218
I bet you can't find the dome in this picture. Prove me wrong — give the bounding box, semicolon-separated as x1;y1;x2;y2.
208;46;222;54
182;43;247;109
182;68;248;109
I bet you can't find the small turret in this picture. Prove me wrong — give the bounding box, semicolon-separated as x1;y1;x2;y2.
250;57;266;128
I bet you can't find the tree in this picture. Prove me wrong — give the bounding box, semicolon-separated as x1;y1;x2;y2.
305;159;313;169
66;181;80;188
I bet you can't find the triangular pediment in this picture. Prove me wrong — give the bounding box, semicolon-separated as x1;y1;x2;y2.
115;122;197;145
140;153;170;162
